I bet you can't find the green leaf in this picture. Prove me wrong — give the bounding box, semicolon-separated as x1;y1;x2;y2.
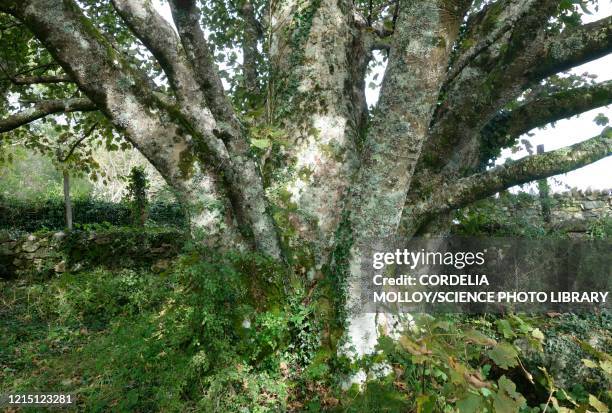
488;343;518;369
416;394;435;413
250;138;271;149
600;360;612;375
594;113;609;126
456;393;483;413
498;376;523;401
375;335;396;355
493;376;526;413
531;328;544;341
496;319;515;339
582;358;598;368
465;329;497;346
589;394;609;413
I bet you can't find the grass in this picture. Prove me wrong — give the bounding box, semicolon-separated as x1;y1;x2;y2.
1;257;610;412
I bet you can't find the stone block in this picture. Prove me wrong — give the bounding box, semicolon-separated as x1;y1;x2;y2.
582;200;604;210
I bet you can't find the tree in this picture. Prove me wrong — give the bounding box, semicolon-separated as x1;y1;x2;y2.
0;0;610;358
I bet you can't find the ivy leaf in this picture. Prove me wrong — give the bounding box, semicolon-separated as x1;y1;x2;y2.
488;343;518;369
375;335;395;355
493;376;526;413
250;138;271;149
456;393;483;413
594;113;609;126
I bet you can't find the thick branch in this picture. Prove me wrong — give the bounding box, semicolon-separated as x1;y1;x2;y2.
534;15;612;80
11;74;73;84
0;98;95;133
498;81;612;136
444;0;539;88
168;0;238;128
110;0;204;107
237;0;262;98
419;6;609;176
480;80;612;162
414;128;612;220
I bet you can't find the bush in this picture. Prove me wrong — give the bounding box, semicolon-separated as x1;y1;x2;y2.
0;249;316;412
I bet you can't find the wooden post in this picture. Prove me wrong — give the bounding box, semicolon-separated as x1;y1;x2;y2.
63;170;73;230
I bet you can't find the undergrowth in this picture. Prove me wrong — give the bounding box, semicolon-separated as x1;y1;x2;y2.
1;248;610;412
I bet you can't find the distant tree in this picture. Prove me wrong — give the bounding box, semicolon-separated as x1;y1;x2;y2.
0;0;610;353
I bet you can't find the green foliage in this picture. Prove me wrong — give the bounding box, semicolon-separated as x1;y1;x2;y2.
594;113;610;126
0;146;92;200
2;233;610;411
0;249;326;412
0;196;186;231
335;313;610;412
60;226;184;270
586;215;612;240
455;192;549;238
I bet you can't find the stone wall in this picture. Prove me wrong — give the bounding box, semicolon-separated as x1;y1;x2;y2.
0;228;185;278
456;188;611;236
1;189;609;277
547;188;611;223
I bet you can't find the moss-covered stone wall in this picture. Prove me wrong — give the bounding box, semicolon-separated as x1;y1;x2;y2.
0;227;185;278
456;188;611;236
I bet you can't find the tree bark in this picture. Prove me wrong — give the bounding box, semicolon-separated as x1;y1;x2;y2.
267;0;368;268
63;170;73;231
339;0;466;360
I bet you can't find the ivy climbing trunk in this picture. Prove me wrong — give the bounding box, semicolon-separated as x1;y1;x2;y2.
266;0;369;271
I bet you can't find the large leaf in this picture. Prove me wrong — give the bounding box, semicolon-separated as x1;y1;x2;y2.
589;394;609;413
495;319;515;339
492;376;526;413
488;343;518;369
456;393;484;413
464;329;497;346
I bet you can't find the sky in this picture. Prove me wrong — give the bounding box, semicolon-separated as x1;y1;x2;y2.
495;1;612;193
154;1;610;192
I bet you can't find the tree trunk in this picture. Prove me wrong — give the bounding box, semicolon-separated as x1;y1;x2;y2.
338;0;465;361
63;170;73;231
267;0;368;270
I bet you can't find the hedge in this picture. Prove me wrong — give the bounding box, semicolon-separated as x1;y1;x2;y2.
0;197;187;231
